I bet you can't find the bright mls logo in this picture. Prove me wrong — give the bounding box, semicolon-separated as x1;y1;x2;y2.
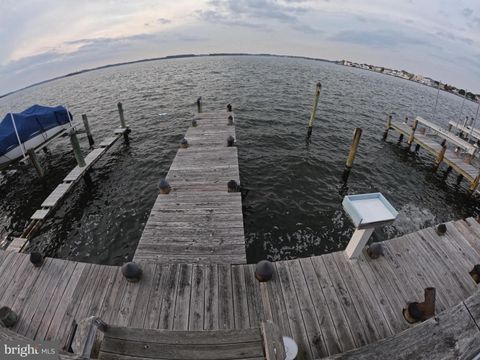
1;341;59;359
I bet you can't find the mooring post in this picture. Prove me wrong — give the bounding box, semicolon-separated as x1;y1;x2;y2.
197;97;202;113
117;102;127;128
433;145;446;171
27;149;44;177
342;128;363;180
82;114;95;148
306;82;322;141
346;128;362;168
407;118;418;150
382;114;392;140
69;129;86;167
117;102;130;141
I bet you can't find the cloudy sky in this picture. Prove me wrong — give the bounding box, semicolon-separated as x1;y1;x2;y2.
0;0;479;95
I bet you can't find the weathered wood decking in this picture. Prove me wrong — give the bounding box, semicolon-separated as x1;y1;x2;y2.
133;111;246;264
1;218;479;359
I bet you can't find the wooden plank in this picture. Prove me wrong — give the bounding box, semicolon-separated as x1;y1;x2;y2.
34;261;77;340
173;264;193;330
331;252;392;341
261;321;286;360
455;220;480;256
310;256;356;352
321;254;369;348
44;262;87;341
41;183;72;207
31;209;50;220
158;264;180;329
218;264;234;330
143;264;172;329
275;261;312;359
24;259;69;339
6;237;28;252
99;136;119;148
189;265;205;330
299;258;341;355
231;264;250;329
204;264;219;330
288;259;327;358
243;265;265;329
128;263;157;328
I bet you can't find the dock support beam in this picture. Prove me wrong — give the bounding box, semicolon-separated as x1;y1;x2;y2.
82;114;95;148
433;145;446;172
345;228;374;259
27;149;44;178
382;114;392;140
69;130;86;167
343;128;362;181
407;118;418;150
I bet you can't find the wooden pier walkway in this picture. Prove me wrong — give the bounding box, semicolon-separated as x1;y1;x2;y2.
1;218;479;358
385;116;480;192
133;110;246;265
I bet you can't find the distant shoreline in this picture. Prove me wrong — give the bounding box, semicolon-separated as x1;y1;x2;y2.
1;53;478;105
0;53;334;99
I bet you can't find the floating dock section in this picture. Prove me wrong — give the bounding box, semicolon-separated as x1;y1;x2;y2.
133;110;246;264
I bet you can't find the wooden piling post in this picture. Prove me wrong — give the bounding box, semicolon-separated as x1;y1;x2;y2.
27;149;44;178
306;82;322;141
433;145;446;171
117;102;127;128
382;114;392;140
69;129;86;167
82;114;95;148
197;97;202;113
407;118;418;150
346;128;362;168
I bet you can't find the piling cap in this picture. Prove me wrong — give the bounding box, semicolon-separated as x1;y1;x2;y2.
316;82;322;88
30;252;43;267
158;179;171;190
436;223;447;235
121;262;142;282
181;138;189;146
472;264;480;274
227;180;239;192
367;244;384;259
407;302;423;321
255;260;274;282
227;136;235;147
192;119;198;127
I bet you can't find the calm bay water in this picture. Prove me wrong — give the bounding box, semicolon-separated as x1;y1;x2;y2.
0;55;479;264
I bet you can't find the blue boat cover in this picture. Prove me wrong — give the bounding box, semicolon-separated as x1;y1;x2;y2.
0;105;71;156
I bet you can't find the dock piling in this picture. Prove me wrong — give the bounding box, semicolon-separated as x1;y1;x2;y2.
117;102;130;141
407;118;418;150
382;114;392;140
82;114;95;148
69;129;86;167
343;128;362;181
197;97;202;113
255;260;274;282
27;149;44;178
433;145;446;171
306;82;322;142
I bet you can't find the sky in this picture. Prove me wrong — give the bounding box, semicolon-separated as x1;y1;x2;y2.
0;0;479;95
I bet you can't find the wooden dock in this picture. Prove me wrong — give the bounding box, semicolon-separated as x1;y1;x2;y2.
133;110;246;265
385;116;480;192
0;218;479;358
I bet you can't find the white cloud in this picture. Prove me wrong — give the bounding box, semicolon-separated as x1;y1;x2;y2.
0;0;479;95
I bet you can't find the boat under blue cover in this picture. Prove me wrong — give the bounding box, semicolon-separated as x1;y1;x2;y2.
0;105;71;161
